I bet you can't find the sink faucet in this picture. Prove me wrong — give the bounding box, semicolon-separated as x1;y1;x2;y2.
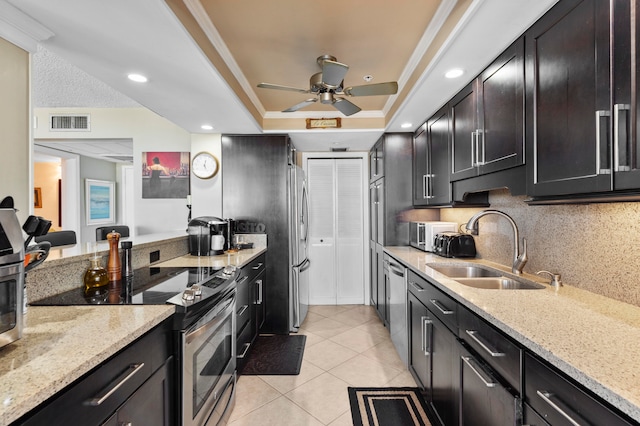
464;209;528;275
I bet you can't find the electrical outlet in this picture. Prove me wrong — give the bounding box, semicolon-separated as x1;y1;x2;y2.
150;250;160;263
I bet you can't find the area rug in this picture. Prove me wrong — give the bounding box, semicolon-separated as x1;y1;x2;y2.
348;387;432;426
240;334;306;375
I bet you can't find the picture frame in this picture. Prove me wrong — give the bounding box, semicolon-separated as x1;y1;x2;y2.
85;179;115;225
141;151;191;199
34;187;42;208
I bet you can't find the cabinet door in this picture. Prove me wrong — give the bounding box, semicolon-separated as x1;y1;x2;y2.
450;82;479;181
612;0;640;189
460;344;519;426
430;313;459;426
413;124;429;206
117;358;173;426
427;105;452;205
477;37;525;176
526;0;612;197
408;292;430;392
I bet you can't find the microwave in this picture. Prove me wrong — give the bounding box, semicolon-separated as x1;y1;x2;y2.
409;221;457;252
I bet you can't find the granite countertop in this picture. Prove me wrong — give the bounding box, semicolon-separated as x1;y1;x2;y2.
385;246;640;423
0;246;266;424
0;305;175;425
154;247;266;269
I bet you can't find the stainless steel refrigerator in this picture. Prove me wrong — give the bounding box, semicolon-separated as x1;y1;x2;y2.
289;164;310;332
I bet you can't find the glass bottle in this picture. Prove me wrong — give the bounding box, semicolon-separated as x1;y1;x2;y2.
84;256;108;296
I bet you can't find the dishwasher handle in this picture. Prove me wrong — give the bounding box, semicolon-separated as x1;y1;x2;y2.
389;262;405;277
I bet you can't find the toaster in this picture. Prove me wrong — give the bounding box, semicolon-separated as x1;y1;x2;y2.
409;221;457;252
433;232;477;258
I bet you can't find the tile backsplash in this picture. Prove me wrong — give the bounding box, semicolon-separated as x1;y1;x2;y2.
439;189;640;307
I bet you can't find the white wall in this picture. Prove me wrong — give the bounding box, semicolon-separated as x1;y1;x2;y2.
32;107;223;235
0;38;30;223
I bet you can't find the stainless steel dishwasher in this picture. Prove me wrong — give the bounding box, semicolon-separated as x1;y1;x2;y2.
385;254;408;367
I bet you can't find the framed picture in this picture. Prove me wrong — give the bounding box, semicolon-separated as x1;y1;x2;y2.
34;187;42;208
142;151;191;199
85;179;115;225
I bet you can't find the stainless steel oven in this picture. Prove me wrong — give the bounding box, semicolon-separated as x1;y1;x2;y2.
0;208;25;349
181;287;236;426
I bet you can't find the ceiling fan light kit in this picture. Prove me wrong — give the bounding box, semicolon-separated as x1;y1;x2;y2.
257;54;398;116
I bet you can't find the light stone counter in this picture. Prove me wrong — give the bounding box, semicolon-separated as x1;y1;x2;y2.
385;246;640;423
154;247;266;269
0;305;175;425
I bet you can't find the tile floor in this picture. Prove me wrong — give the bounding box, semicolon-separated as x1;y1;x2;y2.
228;304;419;425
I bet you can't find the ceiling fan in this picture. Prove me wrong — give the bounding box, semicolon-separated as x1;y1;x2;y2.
257;55;398;116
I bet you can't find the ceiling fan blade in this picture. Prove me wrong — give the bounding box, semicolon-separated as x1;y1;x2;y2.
257;82;310;93
283;98;318;112
322;60;349;87
344;81;398;96
332;98;361;116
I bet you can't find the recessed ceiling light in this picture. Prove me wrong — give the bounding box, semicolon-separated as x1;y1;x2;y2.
127;73;148;83
201;124;214;130
445;69;464;79
401;123;412;129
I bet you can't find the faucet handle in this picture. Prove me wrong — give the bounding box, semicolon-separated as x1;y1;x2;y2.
536;270;563;288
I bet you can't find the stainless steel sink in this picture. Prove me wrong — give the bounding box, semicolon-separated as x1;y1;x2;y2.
428;264;502;278
427;263;545;290
454;277;545;290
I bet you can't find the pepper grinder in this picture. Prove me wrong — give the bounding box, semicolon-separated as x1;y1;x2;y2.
106;231;121;282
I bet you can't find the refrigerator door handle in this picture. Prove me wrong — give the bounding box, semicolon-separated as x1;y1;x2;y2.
301;180;310;243
297;258;311;271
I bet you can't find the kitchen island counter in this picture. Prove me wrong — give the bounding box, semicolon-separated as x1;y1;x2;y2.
154;246;266;269
386;246;640;423
0;305;175;425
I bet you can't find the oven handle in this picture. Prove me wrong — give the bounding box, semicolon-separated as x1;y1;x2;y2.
185;290;236;344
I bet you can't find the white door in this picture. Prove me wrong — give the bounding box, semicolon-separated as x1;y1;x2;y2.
307;158;364;305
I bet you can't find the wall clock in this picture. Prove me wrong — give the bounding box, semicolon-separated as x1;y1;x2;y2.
191;151;219;179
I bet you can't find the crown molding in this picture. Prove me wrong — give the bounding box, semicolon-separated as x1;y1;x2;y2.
0;1;53;52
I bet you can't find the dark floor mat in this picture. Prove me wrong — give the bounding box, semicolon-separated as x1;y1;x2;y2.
240;334;306;375
348;387;432;426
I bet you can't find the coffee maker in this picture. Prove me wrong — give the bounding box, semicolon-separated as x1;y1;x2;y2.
187;216;227;255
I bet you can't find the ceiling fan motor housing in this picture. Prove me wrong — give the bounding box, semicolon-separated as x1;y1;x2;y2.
319;92;334;104
310;72;343;93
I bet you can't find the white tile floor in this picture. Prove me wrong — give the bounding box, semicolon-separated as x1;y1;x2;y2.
228;305;419;425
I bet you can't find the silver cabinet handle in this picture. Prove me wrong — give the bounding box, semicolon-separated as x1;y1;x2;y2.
236;304;249;316
86;363;145;406
256;279;263;304
252;262;264;270
430;299;454;315
424;174;434;199
614;104;631;172
420;315;428;352
422;174;428;199
474;129;485;166
410;281;425;292
536;390;584;426
465;329;505;357
389;262;405;277
423;317;432;356
595;110;611;175
237;342;251;359
462;355;496;388
471;131;476;167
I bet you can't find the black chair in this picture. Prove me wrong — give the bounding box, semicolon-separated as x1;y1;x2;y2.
96;225;130;241
34;230;77;247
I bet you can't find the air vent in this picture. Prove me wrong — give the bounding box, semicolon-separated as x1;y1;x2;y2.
331;147;348;152
50;114;90;131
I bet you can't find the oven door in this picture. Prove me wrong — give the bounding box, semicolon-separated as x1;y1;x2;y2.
182;289;236;426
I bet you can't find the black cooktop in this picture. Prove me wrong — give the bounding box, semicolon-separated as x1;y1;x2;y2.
30;265;230;307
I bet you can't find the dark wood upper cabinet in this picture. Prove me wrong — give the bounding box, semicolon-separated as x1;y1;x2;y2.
526;0;612;197
413;105;453;206
611;0;640;190
450;37;525;182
